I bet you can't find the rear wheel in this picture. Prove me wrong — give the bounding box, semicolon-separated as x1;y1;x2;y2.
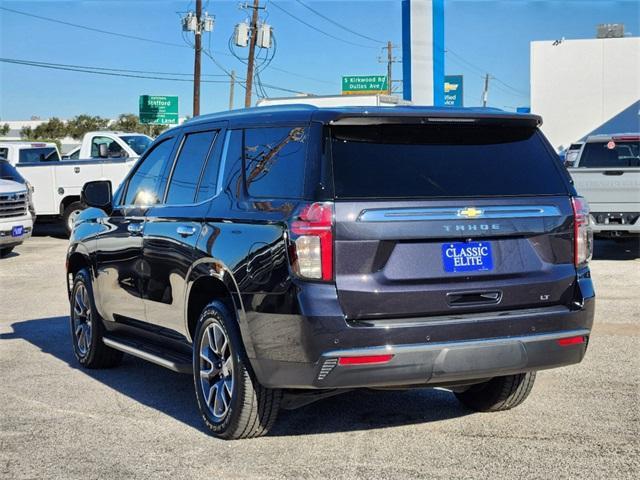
70;269;123;368
63;201;84;235
193;301;281;440
0;247;14;258
454;372;536;412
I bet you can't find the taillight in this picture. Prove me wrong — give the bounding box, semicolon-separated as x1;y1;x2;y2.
290;202;334;281
571;196;593;267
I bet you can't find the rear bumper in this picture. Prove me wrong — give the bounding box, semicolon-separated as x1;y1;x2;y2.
248;282;595;389
590;212;640;234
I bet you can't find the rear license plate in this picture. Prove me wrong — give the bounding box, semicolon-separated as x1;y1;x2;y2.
11;226;24;237
442;241;493;273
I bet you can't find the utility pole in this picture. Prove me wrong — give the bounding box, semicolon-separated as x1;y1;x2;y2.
193;0;202;117
244;0;261;108
229;70;236;110
482;73;490;107
182;2;213;117
379;41;399;95
386;41;393;94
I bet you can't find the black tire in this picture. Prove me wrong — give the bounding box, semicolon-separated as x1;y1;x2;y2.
454;372;536;412
193;301;281;440
0;247;14;258
70;269;123;369
62;201;84;236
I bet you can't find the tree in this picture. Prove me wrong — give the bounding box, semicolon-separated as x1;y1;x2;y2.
32;117;68;139
66;114;109;139
20;126;33;139
0;123;10;136
110;113;168;137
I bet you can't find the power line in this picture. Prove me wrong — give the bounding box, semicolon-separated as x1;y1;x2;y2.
1;57;308;95
1;4;335;90
292;0;385;45
269;1;378;49
0;6;187;48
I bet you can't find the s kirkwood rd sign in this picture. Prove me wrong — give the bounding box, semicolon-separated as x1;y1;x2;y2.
342;75;388;95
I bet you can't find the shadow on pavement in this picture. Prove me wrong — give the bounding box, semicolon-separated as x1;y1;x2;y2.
592;238;640;261
33;221;67;239
1;316;469;437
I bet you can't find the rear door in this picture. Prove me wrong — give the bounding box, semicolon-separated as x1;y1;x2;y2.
141;122;226;338
329;120;577;320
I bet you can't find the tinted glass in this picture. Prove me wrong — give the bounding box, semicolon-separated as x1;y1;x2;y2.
0;160;25;182
120;135;153;155
579;141;640;168
166;130;217;205
244;127;307;199
218;130;244;200
331;124;568;198
19;147;60;163
196;131;226;202
124;138;175;206
0;148;8;159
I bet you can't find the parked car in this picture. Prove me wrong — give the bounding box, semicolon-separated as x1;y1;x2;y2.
0;159;33;257
61;131;153;160
568;134;640;238
67;105;595;439
0;141;137;233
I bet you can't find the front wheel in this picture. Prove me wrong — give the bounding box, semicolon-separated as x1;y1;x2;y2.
70;269;123;368
454;372;536;412
0;247;14;258
193;301;281;440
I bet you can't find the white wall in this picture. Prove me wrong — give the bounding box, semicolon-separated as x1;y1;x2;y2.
531;37;640;150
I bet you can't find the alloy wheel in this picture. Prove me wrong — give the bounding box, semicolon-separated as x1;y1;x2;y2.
199;321;234;421
72;283;92;356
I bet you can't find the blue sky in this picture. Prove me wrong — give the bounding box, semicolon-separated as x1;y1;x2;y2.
1;0;638;119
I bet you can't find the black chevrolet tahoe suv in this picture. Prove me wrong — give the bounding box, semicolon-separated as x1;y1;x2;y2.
67;105;595;439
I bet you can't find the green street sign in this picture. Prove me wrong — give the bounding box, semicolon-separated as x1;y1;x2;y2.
139;95;179;125
342;75;388;95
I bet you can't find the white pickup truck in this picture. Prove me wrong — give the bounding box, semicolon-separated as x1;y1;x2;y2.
62;131;152;160
0;160;33;257
568;134;640;238
0;140;138;233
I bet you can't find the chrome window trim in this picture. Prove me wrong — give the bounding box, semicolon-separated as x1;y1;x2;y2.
357;205;562;222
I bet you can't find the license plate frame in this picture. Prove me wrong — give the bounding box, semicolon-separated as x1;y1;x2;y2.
442;241;493;273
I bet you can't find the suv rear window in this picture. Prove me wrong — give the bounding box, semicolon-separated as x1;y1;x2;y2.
330;124;568;199
19;147;60;164
579;140;640;168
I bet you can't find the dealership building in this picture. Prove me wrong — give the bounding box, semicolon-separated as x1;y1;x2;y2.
531;31;640;151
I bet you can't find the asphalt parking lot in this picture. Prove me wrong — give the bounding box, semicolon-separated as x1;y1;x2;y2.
1;227;638;479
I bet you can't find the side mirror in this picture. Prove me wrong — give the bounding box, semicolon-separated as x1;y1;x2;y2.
98;143;109;158
81;180;112;213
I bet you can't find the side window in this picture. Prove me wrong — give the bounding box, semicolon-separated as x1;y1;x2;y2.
166;130;218;205
69;149;80;160
0;148;8;160
91;136;124;158
123;138;175;206
243;127;308;199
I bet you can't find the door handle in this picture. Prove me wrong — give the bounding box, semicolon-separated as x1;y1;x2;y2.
176;226;197;237
603;170;624;176
127;223;144;234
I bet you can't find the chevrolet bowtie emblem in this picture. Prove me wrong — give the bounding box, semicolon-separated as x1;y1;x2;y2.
459;207;483;218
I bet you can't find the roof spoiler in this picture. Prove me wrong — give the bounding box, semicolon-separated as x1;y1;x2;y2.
329;113;542;127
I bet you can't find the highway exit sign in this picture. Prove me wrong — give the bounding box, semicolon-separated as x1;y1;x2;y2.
139;95;179;125
342;75;388;95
